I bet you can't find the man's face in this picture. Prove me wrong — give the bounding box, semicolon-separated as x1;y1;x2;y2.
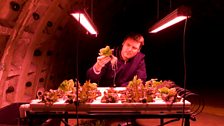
121;38;141;61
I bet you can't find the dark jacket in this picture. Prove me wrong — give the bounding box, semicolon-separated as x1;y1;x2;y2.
86;48;147;87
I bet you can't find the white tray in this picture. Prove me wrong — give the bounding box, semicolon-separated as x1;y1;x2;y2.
29;87;191;113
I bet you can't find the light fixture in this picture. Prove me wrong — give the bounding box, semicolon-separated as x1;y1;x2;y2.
148;6;191;33
71;9;98;35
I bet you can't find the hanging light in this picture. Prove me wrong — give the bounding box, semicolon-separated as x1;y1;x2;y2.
71;9;98;35
148;6;191;33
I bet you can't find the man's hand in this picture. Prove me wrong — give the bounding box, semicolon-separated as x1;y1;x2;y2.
94;55;112;73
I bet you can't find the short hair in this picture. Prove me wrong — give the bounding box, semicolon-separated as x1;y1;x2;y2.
123;32;144;47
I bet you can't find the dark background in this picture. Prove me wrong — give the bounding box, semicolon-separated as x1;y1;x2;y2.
66;0;224;98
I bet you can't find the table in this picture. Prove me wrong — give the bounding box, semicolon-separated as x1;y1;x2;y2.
19;87;192;126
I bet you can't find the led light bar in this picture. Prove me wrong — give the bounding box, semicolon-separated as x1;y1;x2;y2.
71;10;98;35
149;6;191;33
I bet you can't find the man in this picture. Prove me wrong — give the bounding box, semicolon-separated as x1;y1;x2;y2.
86;32;147;87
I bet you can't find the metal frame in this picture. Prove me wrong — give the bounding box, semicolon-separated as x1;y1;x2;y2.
25;111;191;126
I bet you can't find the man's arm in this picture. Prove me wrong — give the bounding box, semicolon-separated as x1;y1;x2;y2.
86;66;102;82
87;55;117;82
